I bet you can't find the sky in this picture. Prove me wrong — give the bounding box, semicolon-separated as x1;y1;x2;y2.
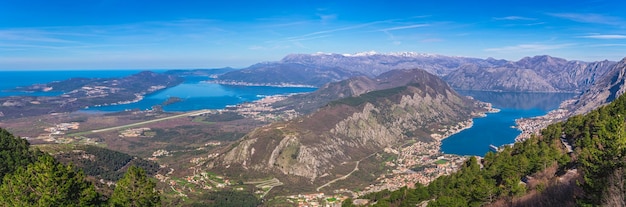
1;0;625;70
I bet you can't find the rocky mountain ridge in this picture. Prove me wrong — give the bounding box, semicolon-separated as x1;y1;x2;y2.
444;55;615;92
569;57;626;115
271;69;453;114
208;69;480;188
216;52;616;92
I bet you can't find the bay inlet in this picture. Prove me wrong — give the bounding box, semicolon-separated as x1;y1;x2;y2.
440;91;576;156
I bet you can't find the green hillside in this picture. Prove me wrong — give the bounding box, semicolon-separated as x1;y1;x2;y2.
347;93;626;206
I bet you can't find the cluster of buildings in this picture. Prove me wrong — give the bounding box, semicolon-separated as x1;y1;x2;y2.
516;108;570;142
76;86;120;98
44;122;80;135
151;149;170;158
431;119;473;140
285;193;343;207
360;141;466;196
229;95;300;121
119;127;152;137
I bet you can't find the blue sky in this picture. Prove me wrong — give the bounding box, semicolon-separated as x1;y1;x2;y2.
1;0;625;70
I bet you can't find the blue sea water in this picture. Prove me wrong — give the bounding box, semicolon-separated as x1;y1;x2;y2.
440;91;576;156
0;70;316;112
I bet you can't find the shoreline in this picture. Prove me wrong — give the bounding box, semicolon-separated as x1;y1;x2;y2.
204;80;317;88
514;99;575;142
433;102;501;143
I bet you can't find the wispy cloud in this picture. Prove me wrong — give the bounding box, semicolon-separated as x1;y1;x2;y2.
485;43;574;52
317;13;337;23
287;20;388;40
379;24;430;32
580;34;626;39
0;30;77;43
248;44;290;51
494;16;536;21
588;44;626;47
548;13;624;25
0;19;237;53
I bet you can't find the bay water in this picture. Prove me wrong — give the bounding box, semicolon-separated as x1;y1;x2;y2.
0;70;316;112
440;91;576;156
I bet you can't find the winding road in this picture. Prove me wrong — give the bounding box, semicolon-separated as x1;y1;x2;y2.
316;152;377;192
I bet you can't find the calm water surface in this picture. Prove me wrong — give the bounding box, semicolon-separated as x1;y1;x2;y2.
0;70;316;112
440;91;576;156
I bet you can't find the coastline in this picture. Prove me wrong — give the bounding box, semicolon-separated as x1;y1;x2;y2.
433;102;501;142
204;80;316;88
514;99;575;142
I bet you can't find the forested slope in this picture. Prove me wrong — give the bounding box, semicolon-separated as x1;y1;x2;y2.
0;128;161;206
345;92;626;206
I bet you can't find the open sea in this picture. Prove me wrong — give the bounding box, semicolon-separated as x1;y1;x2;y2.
440;90;577;156
0;70;316;112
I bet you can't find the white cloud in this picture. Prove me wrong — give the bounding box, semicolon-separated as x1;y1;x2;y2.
494;16;536;21
581;34;626;39
379;24;430;32
548;13;624;25
588;44;626;47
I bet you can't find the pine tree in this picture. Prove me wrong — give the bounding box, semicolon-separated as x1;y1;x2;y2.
0;127;40;182
0;154;101;206
109;166;161;207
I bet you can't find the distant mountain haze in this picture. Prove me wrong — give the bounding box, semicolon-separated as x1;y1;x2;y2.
216;52;617;92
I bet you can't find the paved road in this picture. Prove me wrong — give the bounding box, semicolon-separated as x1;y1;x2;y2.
73;110;210;135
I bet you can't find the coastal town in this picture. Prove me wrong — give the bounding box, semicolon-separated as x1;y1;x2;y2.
515;99;575;142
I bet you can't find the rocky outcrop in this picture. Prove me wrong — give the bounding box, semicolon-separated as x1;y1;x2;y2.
210;69;478;183
569;57;626;115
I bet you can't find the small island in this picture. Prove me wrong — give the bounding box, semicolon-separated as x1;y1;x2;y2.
162;97;182;106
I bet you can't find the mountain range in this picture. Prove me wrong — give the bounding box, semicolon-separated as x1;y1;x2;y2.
216;52;616;92
444;55;615;92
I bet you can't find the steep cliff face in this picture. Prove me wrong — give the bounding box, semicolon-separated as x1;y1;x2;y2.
444;56;614;92
210;69;478;183
443;64;557;92
570;57;626;115
444;56;615;92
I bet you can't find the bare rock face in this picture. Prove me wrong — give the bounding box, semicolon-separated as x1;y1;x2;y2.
210;69;477;183
443;64;558;92
444;56;615;92
570;57;626;115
